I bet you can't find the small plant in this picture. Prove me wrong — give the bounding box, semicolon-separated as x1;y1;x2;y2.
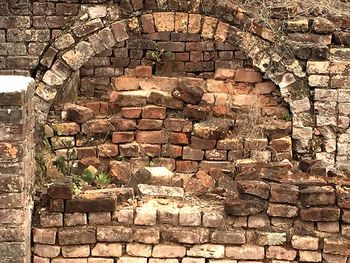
95;171;111;189
81;169;94;184
150;49;171;64
117;155;125;161
282;112;292;122
145;152;154;167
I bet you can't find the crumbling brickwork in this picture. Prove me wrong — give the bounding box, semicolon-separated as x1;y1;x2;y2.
0;76;35;263
46;68;292;185
33;172;350;262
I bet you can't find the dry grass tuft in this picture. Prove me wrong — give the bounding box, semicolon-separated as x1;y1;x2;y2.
236;0;350;19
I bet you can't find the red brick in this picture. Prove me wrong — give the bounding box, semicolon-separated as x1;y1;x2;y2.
137;119;163;130
121;107;142;119
191;137;216;150
162;145;182;158
33;256;49;263
85;101;101;113
164;118;192;132
136;130;168;144
214;68;236;80
110;117;137;131
135;65;152;77
175;52;190;62
111;21;129;42
142;106;167;119
141;14;155;33
169;132;189;145
234;68;263;83
99;102;109;114
112;132;135;143
66;105;94;124
254;81;276;94
213;105;228;116
176;160;199;173
110;91;119;104
140;144;161;157
79;157;101;167
98;144;119;157
76;146;97;159
207;79;233;93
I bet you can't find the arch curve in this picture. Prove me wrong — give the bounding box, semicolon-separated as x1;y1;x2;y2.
33;0;314;157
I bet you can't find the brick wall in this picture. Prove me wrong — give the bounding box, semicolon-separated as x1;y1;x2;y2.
11;0;347;171
79;32;252;99
33;172;350;262
45;67;292;185
0;76;35;262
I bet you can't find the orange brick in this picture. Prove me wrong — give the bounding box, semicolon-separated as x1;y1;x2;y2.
169;132;189;145
112;132;134;143
121;107;142;119
235;68;263;83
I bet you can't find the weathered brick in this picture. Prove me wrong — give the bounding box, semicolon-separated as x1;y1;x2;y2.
91;243;122;257
58;227;96;245
33;228;57;245
136;130;168;144
154;12;175;32
187;244;224;258
179;208;201;226
300;207;340;221
152;244;186;258
291;235;319;250
64;213;87;227
33;244;60;258
62;245;90;257
266;246;297;260
267;203;299;218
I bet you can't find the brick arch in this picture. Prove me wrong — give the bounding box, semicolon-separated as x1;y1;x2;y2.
33;1;314;157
